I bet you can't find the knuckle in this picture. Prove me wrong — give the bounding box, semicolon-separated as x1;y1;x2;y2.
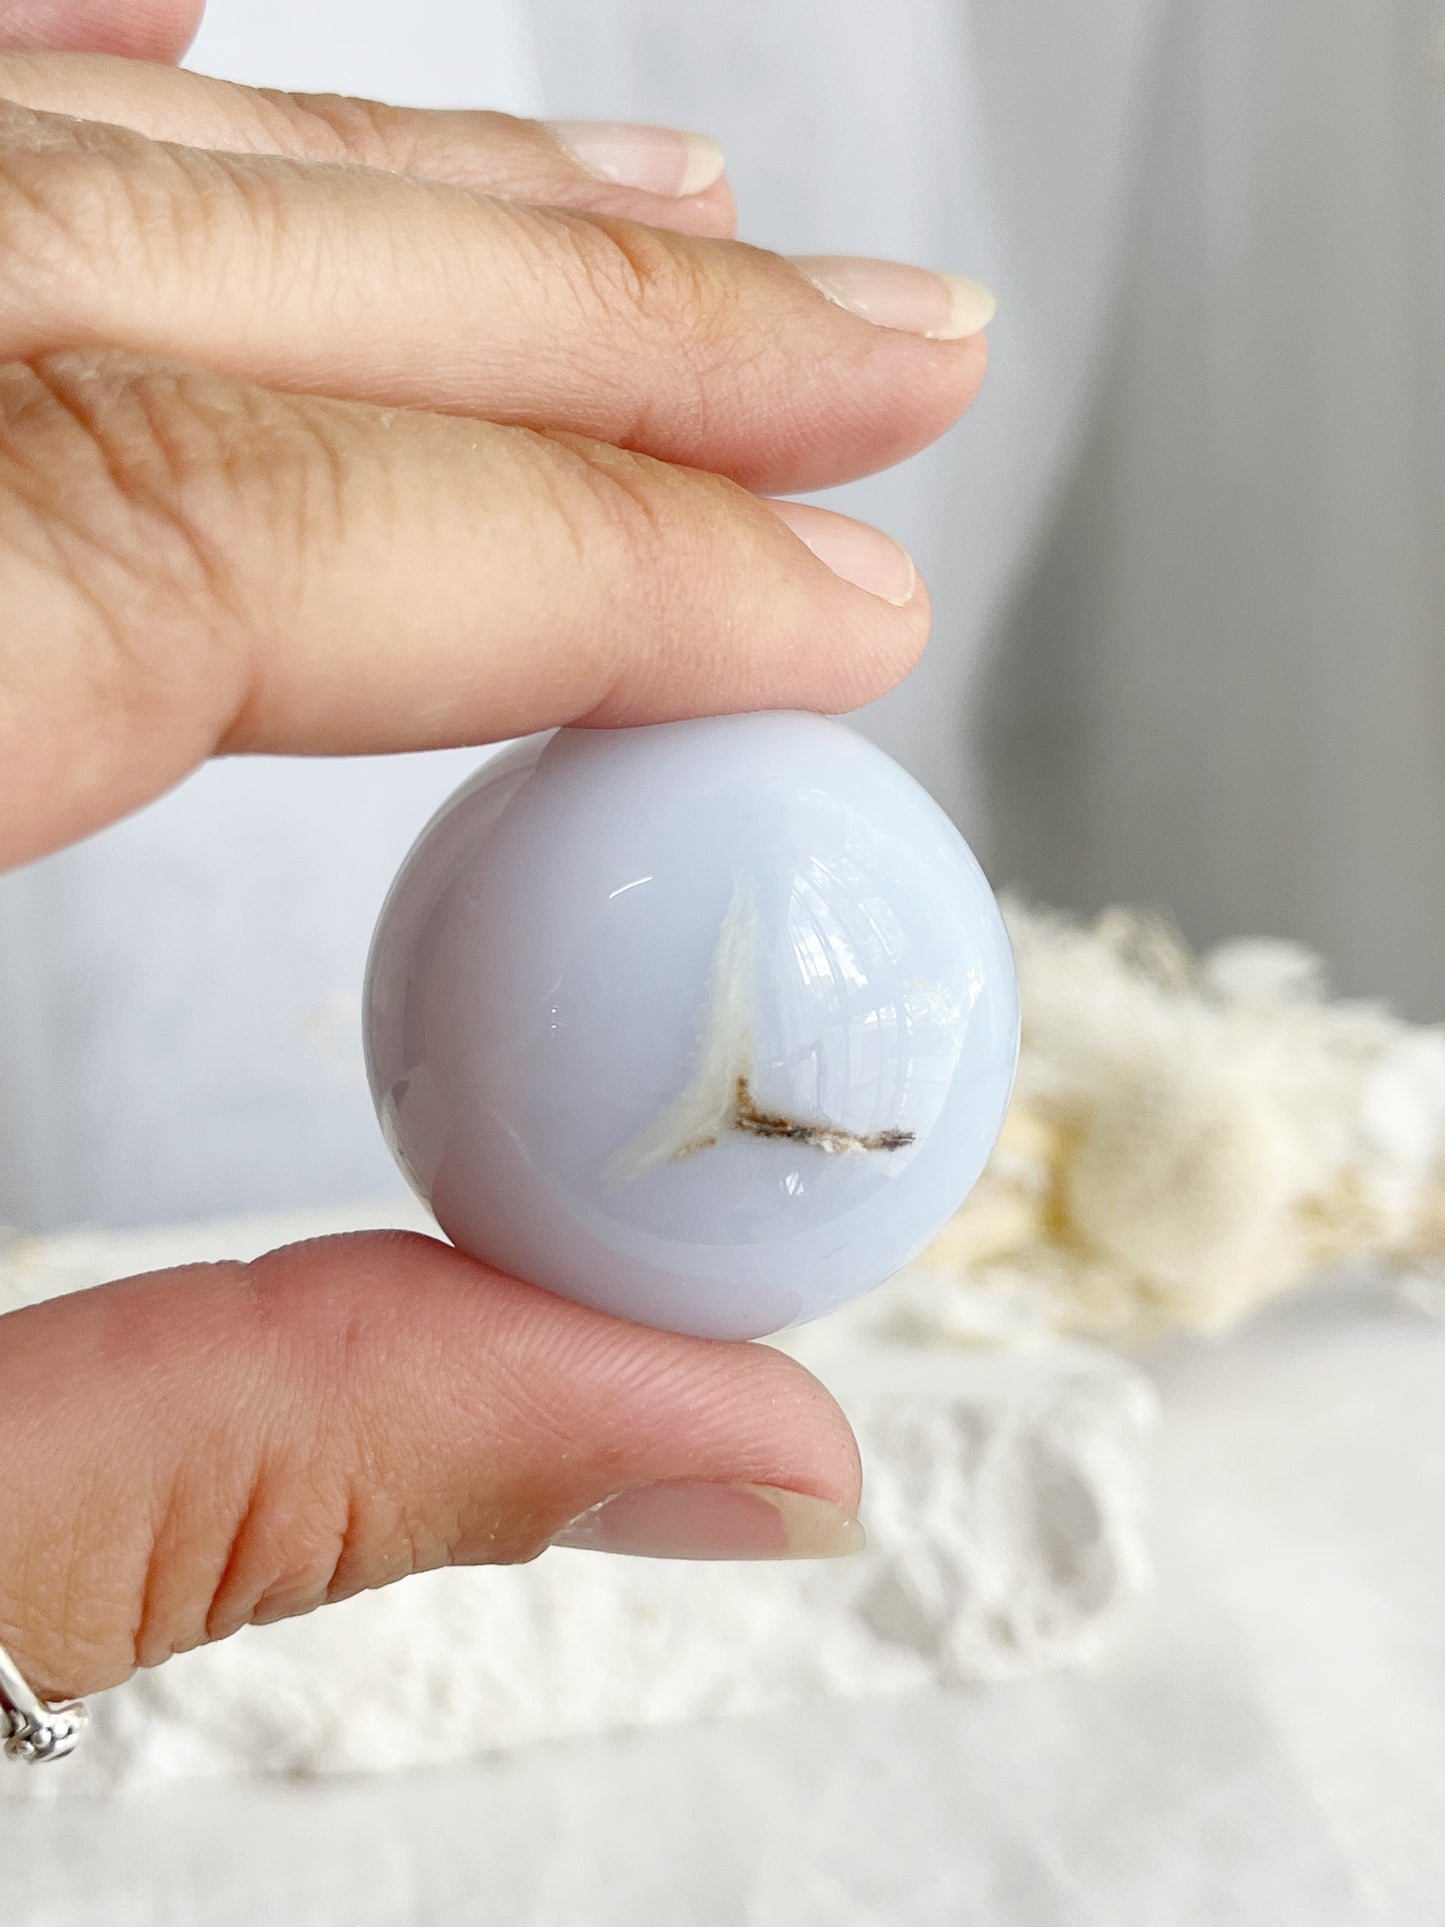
533;430;673;579
197;1462;348;1647
0;107;154;350
278;94;546;193
538;214;752;453
274;88;427;173
520;428;720;713
0;103;276;363
0;115;92;331
1;355;232;623
0;355;260;761
543;206;722;341
270;93;539;183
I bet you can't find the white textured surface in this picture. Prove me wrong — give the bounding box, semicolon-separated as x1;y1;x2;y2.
2;1283;1440;1924
0;1203;1153;1797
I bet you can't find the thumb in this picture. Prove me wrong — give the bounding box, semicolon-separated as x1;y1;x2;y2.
0;0;204;59
0;1231;863;1700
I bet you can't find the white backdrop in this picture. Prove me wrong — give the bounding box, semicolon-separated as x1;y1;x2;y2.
985;0;1445;1025
4;0;1438;1230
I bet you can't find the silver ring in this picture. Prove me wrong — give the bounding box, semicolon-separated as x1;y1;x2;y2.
0;1637;87;1764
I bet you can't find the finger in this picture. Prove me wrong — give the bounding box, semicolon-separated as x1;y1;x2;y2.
0;352;928;867
0;0;201;62
0;100;988;495
0;51;737;238
0;1232;863;1700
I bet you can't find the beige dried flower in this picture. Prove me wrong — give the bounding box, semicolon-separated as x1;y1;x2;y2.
905;902;1445;1344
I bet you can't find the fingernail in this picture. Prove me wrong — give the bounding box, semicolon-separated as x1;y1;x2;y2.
790;255;997;340
550;1481;866;1561
545;120;726;198
763;499;918;606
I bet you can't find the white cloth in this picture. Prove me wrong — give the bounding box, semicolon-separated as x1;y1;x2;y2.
985;0;1445;1022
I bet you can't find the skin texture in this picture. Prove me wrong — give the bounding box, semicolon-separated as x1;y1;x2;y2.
0;0;202;61
0;1;990;1703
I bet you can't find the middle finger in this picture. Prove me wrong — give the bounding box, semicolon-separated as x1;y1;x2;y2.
0;100;991;494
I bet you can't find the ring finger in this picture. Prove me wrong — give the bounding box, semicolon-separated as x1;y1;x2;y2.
0;48;738;237
0;97;991;494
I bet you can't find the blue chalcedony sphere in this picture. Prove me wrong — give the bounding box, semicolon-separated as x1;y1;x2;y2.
364;712;1018;1340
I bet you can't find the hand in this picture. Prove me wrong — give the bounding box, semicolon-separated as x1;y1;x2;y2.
0;0;990;1706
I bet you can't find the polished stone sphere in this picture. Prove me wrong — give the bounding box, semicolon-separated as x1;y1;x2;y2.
364;713;1018;1340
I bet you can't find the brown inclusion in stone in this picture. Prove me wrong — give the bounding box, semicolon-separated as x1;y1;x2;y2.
731;1076;915;1155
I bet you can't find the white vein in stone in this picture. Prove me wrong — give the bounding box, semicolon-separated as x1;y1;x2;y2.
603;874;758;1184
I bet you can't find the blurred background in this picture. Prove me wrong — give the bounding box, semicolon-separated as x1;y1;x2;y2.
3;0;1445;1234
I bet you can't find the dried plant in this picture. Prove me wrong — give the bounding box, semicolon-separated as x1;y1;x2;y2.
884;903;1445;1347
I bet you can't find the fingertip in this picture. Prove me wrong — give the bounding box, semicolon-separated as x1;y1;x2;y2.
245;1232;864;1517
569;484;931;735
492;1262;866;1515
0;0;205;60
956;326;990;413
853;561;932;708
159;0;207;61
708;314;991;498
733;1340;864;1514
752;498;932;716
682;173;738;240
763;499;918;607
810;329;991;489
